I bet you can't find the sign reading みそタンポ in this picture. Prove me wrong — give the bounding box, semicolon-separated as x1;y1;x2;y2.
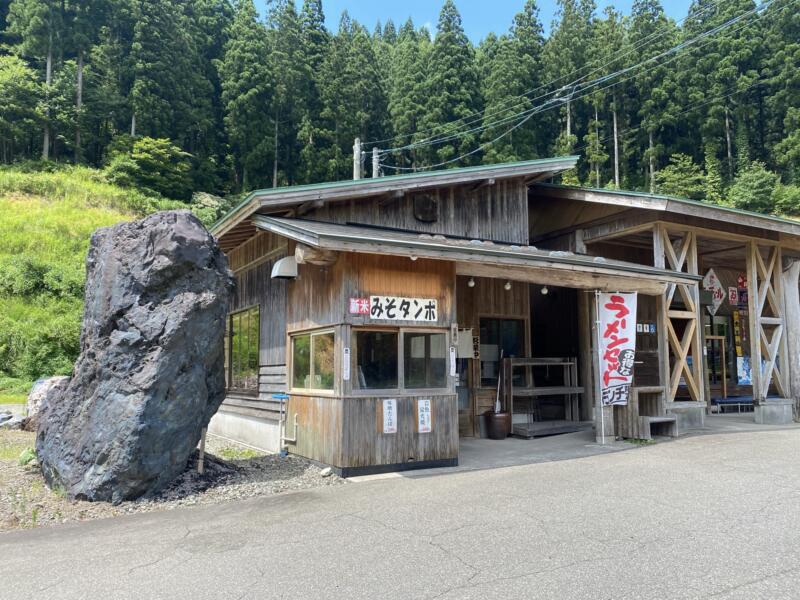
598;292;638;406
368;296;438;322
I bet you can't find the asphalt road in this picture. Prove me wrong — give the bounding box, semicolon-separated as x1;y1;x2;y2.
3;429;800;600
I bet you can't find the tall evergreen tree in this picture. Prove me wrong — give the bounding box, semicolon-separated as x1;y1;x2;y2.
418;0;481;166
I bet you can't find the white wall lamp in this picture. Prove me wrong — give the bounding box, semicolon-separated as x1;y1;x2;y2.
504;281;512;291
541;286;549;295
467;277;476;288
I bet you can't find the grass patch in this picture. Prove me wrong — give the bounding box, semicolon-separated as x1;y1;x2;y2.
0;431;33;461
215;446;263;461
626;438;656;446
0;394;26;405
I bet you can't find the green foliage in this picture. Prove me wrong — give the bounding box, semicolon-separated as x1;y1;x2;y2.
773;184;800;216
0;393;28;404
0;165;184;386
105;137;193;200
728;161;780;214
655;154;706;200
18;447;36;467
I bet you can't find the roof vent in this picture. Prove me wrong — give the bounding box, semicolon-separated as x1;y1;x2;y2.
271;256;298;280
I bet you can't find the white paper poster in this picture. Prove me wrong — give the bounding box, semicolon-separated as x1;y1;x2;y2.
342;347;351;381
598;292;638;406
417;398;432;433
382;399;397;434
449;346;457;377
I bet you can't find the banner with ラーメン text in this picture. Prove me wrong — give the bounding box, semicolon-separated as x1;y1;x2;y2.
598;292;638;406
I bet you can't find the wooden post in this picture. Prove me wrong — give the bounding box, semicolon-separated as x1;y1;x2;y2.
783;258;800;418
372;147;380;178
197;427;207;475
577;291;595;422
653;225;671;399
353;138;362;180
746;241;763;403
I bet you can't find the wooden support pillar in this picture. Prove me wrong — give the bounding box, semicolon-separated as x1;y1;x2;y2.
578;291;595;422
653;225;671;399
747;241;764;403
782;258;800;418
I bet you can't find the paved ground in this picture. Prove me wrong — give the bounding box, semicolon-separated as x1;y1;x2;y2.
3;428;800;600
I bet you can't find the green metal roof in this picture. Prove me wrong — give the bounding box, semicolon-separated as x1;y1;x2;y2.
211;156;579;235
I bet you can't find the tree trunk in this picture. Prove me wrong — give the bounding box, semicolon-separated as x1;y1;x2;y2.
130;113;136;137
612;105;620;188
649;131;655;194
566;100;572;140
42;32;53;161
724;106;733;178
272;114;279;189
75;50;84;164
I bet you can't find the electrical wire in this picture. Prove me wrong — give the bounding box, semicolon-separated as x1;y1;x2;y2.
364;0;736;149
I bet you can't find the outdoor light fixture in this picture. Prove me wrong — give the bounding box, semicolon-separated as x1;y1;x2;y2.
541;286;549;295
271;256;298;280
504;281;512;291
409;254;418;261
467;277;476;288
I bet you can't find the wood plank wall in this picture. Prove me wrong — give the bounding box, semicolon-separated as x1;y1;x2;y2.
288;250;456;331
308;179;529;244
221;231;289;422
286;394;458;469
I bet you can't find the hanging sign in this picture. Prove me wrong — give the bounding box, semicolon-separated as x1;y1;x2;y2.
728;287;739;306
703;269;725;316
382;399;397;434
417;398;432;433
598;292;638;406
369;296;438;322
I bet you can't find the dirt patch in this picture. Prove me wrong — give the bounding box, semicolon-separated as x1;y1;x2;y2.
0;431;345;532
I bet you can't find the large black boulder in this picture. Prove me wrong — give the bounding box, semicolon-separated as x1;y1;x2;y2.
37;211;234;503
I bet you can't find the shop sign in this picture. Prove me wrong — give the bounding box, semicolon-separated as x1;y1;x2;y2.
382;399;397;434
417;398;432;433
598;292;638;406
342;347;351;381
368;296;438;322
349;297;370;315
728;287;739;305
703;269;725;316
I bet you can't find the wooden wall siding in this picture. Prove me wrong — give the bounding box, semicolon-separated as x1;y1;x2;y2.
227;230;287;272
285;395;458;468
288;251;456;331
307;179;529;244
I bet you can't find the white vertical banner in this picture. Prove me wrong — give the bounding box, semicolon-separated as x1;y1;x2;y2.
449;346;457;377
382;399;397;434
597;292;638;406
342;347;351;381
417;398;432;433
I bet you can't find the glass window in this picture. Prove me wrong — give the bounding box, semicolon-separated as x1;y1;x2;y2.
227;306;260;392
479;318;524;387
292;331;334;391
353;330;398;390
404;332;447;389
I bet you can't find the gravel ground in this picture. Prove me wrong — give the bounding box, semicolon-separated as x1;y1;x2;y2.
0;431;345;532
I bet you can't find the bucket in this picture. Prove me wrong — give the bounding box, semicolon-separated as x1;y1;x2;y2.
486;411;512;440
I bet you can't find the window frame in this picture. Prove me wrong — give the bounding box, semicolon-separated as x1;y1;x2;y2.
226;304;261;395
477;316;527;390
289;328;336;395
349;326;452;397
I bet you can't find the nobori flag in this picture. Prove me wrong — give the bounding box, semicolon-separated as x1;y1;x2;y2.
598;292;638;406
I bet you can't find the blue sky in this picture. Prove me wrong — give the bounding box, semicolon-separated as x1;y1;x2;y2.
259;1;694;41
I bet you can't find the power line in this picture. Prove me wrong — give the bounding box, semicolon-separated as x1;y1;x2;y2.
378;0;788;167
364;0;734;149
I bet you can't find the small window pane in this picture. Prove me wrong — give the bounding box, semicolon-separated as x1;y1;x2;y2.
354;331;398;389
404;332;447;389
293;335;311;388
312;333;335;390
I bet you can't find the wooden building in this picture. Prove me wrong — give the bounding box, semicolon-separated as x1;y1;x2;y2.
210;157;800;476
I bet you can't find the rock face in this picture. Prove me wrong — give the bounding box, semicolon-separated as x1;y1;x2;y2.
37;211;233;503
24;376;70;432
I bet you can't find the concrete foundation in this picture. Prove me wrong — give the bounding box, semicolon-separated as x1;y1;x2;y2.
754;399;794;425
667;402;706;431
208;411;281;452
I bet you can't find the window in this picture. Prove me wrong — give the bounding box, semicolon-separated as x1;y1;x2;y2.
404;332;447;389
227;306;260;392
353;330;398;390
292;331;335;391
479;318;525;387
